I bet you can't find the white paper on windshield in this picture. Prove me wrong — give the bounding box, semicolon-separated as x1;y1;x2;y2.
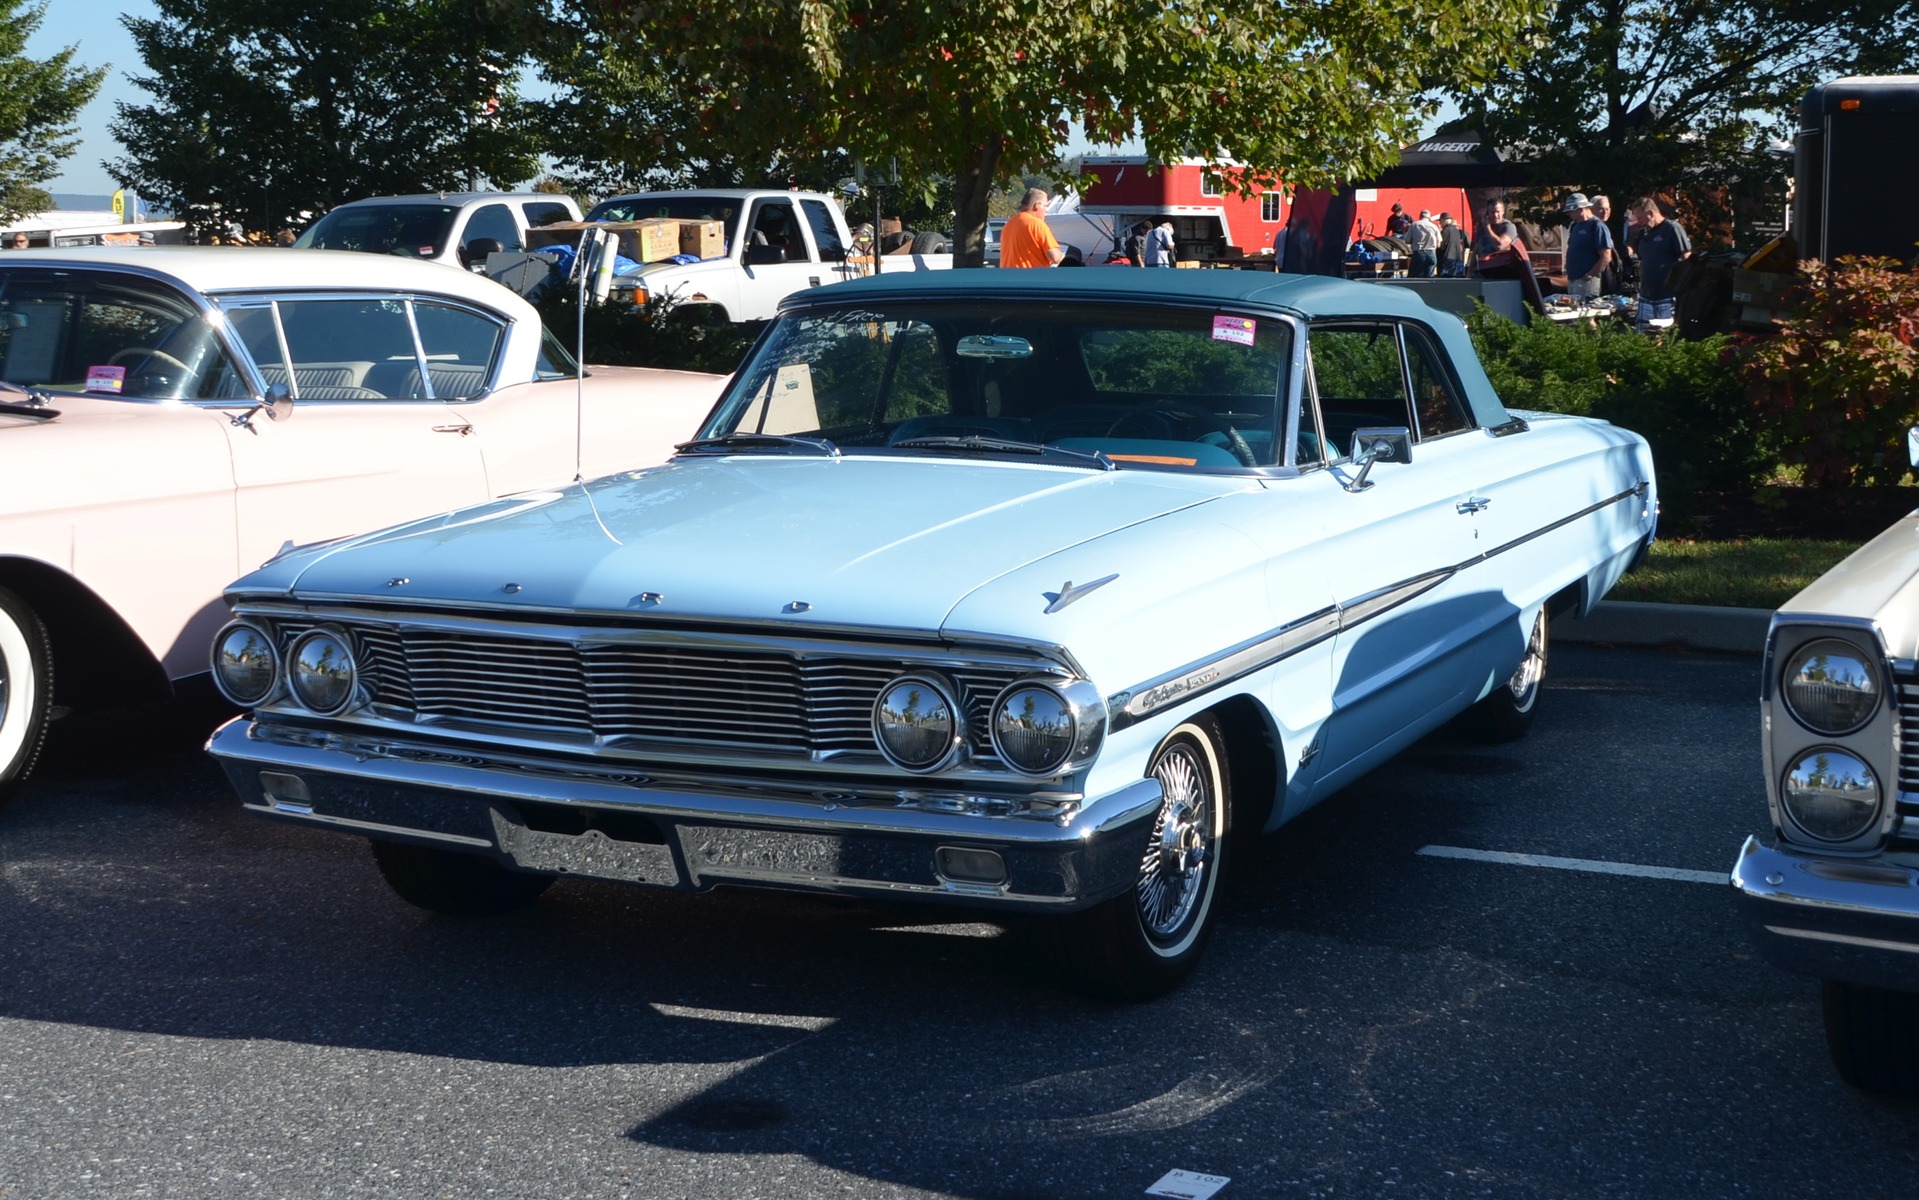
1146;1168;1230;1199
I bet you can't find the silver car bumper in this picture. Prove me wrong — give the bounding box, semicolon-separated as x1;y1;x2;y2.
208;717;1165;912
1731;835;1919;992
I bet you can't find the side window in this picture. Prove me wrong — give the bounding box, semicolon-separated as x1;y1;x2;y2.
1404;328;1474;439
462;203;522;253
412;302;504;399
748;201;808;262
800;199;847;262
1308;323;1412;458
522;201;574;230
0;270;236;401
225;298;417;400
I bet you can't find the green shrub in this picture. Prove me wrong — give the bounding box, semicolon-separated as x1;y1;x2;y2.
535;290;760;377
1465;306;1768;515
1739;257;1919;487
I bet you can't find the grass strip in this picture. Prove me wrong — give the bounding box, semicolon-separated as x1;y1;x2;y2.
1609;537;1864;609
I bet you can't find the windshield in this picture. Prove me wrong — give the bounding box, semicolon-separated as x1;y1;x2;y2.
587;196;741;237
701;300;1301;470
295;204;461;258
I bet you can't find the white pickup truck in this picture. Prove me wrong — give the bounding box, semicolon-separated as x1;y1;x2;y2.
581;189;952;321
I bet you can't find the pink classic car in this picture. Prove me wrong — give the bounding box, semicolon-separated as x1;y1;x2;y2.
0;247;726;801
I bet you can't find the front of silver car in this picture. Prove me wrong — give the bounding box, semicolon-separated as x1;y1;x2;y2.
1732;511;1919;1093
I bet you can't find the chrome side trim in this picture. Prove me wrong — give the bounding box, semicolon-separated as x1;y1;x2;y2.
1106;483;1649;729
1111;605;1340;729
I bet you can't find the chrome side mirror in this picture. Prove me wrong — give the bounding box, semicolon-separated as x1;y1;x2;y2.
1344;425;1412;492
231;382;294;431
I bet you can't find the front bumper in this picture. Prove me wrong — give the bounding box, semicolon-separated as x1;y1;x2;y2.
208;717;1164;912
1731;835;1919;992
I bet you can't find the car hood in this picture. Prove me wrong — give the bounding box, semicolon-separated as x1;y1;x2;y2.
246;455;1251;631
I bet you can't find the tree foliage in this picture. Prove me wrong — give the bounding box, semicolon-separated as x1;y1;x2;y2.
1445;0;1919;237
108;0;542;241
0;1;105;222
544;0;1542;265
1742;258;1919;487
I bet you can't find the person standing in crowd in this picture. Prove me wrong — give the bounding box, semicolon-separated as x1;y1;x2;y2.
999;187;1064;268
1144;220;1176;267
1629;196;1691;331
1471;200;1520;271
1437;212;1467;276
1591;195;1624;292
1124;221;1150;266
1385;202;1411;238
1405;209;1440;277
1562;192;1614;300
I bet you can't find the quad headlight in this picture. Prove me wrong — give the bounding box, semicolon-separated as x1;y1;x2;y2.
1780;748;1882;842
287;627;358;715
211;621;279;706
872;674;964;772
991;678;1105;777
1782;638;1881;735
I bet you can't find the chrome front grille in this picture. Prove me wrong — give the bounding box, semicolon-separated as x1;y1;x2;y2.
276;617;1033;761
1899;677;1919;794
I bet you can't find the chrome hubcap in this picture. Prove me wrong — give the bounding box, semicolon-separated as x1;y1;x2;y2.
1138;743;1213;939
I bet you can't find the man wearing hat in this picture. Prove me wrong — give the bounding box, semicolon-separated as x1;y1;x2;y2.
1437;212;1467;276
1562;192;1614;301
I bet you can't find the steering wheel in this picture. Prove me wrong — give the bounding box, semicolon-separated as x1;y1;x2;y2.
107;347;197;395
1106;399;1259;467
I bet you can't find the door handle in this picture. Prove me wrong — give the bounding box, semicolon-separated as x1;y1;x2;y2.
1456;496;1491;514
432;424;473;436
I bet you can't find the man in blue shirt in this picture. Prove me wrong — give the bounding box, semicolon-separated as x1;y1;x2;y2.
1562;192;1614;301
1629;196;1692;332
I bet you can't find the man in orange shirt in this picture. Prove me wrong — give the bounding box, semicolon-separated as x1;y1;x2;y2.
999;188;1063;268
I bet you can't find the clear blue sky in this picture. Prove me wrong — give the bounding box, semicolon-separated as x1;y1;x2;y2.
26;0;157;195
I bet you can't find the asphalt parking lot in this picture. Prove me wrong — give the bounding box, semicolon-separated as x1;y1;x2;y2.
2;642;1914;1200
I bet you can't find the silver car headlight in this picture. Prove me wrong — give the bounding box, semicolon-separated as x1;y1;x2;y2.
990;678;1105;776
286;628;358;715
1780;748;1881;842
1782;638;1880;735
872;674;964;772
211;621;279;706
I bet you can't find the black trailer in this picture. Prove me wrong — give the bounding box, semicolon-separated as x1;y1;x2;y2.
1794;76;1919;264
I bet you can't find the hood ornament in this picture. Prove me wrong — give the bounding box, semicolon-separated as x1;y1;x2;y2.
784;600;813;614
1043;574;1117;614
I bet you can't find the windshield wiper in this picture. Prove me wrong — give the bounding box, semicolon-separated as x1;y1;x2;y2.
890;435;1114;470
675;432;841;457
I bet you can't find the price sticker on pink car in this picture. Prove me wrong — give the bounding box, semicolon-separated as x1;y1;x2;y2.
85;365;127;394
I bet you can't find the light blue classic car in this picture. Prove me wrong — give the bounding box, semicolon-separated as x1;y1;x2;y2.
207;270;1656;998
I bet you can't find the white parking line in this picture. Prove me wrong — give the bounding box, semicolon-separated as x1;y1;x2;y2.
1417;844;1726;885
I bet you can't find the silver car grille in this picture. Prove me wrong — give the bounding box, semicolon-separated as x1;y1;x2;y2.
284;619;1029;760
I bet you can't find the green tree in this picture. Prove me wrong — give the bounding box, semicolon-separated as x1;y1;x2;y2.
1444;0;1919;239
0;1;105;221
108;0;542;241
547;0;1542;266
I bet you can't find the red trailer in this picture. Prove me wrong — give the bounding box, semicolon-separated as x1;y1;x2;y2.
1076;156;1474;270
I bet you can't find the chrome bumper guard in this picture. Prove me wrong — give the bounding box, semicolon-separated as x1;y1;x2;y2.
208;717;1164;912
1730;835;1919;992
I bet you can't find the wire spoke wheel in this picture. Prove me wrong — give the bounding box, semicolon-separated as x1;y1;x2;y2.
1137;740;1216;943
1061;714;1231;1001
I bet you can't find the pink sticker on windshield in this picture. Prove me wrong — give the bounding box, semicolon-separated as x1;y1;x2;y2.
85;365;126;393
1212;316;1255;346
